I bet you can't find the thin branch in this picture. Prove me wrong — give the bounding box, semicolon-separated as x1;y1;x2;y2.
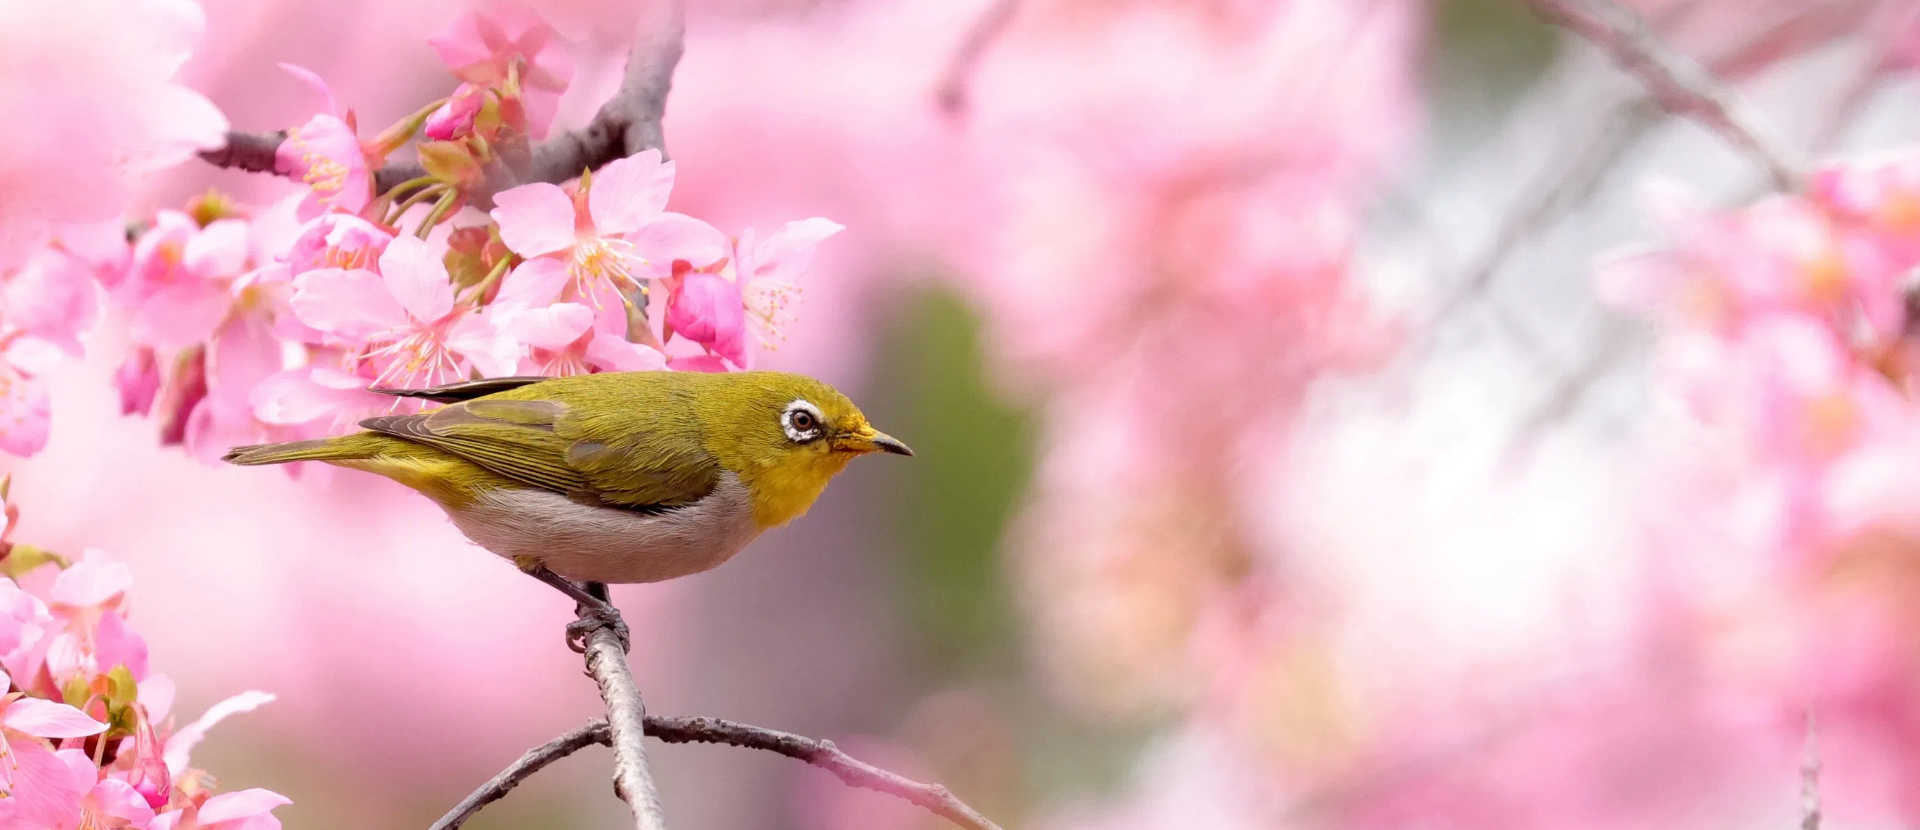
580;583;669;830
432;716;1005;830
430;721;610;830
201;0;685;207
1801;710;1821;830
198;129;287;174
1521;0;1804;190
646;715;1005;830
934;0;1022;117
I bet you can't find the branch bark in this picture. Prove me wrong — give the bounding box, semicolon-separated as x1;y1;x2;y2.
1521;0;1804;190
201;0;685;207
432;716;1005;830
580;583;669;830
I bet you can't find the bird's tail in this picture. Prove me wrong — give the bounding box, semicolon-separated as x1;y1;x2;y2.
222;433;387;466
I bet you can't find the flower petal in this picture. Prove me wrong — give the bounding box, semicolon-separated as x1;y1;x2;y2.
585;332;667;372
291;268;407;337
490;183;576;257
183;218;250;277
629;213;729;278
377;236;456;323
589;149;673;235
49;550;132;608
445;312;524;378
502;303;594;351
197;788;293;824
163;690;275;776
4;697;109;737
494;257;570;309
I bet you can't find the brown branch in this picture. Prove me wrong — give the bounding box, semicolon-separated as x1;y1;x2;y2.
432;716;1005;830
934;0;1022;117
429;721;610;830
578;582;669;830
198;129;287;174
1521;0;1804;190
202;0;685;207
1801;710;1821;830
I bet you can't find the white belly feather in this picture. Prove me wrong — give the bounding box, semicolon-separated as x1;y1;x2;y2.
444;471;765;583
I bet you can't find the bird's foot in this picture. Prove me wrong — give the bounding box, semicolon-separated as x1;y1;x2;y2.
566;602;631;654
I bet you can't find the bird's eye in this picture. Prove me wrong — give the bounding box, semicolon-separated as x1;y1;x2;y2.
782;400;824;443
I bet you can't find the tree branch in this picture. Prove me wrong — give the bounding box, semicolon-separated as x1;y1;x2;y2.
1521;0;1804;190
201;0;685;206
580;583;669;830
429;721;610;830
198;129;287;174
934;0;1022;117
432;716;1006;830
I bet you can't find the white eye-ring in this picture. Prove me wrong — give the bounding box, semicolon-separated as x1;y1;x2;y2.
781;399;825;443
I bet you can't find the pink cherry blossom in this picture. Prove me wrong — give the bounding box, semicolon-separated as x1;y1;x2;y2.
665;270;748;367
5;246;100;357
424;82;487;141
126;212;252;352
44;550;150;687
0;346;53;458
116;349;163;417
733;218;843;354
290;236;520;389
494;259;665;375
273;65;374;220
282;213;391;277
148;788;290;830
489;150;701;303
0;669;110;827
0;0;226;269
250;365;392;436
428;4;572;138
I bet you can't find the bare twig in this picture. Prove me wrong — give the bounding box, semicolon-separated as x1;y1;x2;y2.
934;0;1022;116
1521;0;1804;190
430;721;610;830
433;716;1005;830
1801;710;1821;830
198;129;287;174
202;0;685;207
579;583;668;830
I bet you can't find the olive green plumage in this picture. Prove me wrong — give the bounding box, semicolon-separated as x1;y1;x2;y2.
224;371;911;583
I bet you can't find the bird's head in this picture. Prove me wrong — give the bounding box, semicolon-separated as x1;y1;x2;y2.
700;372;911;528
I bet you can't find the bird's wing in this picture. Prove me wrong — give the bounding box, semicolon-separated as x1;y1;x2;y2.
370;376;552;403
359;396;720;512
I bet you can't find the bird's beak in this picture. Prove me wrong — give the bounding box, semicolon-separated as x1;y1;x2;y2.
835;427;914;456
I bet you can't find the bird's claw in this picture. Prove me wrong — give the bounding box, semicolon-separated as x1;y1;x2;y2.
566;603;631;654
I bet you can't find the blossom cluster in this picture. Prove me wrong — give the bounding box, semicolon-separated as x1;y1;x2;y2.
0;5;841;460
0;478;285;829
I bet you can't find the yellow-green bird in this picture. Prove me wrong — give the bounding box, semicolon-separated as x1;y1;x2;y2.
223;370;910;641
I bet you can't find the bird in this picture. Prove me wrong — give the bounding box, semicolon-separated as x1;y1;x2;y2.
222;370;912;648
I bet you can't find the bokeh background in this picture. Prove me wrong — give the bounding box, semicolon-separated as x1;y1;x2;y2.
11;0;1920;827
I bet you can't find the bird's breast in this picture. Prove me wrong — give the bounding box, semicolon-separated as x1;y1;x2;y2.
444;472;765;583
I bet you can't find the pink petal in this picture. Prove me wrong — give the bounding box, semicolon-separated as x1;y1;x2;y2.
197;788;293;823
445;312;523;378
629;213;729;278
425;83;485;140
6;248;99;354
749;217;843;283
163;690;275;776
49;551;132;608
667;354;731;373
90;610;150;679
495;257;571;309
585;332;667;372
115;349;162;416
503;303;594;350
3;744;92;827
427;13;495;75
0;370;51;457
130;280;231;351
4;697;109;737
250;368;379;426
377;236;456;323
666;271;746;365
141;674;178;723
277;62;339;116
184;218;251;277
490;183;576;257
88;777;158;825
589;150;673;235
150;811;185;830
291;268;408;337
